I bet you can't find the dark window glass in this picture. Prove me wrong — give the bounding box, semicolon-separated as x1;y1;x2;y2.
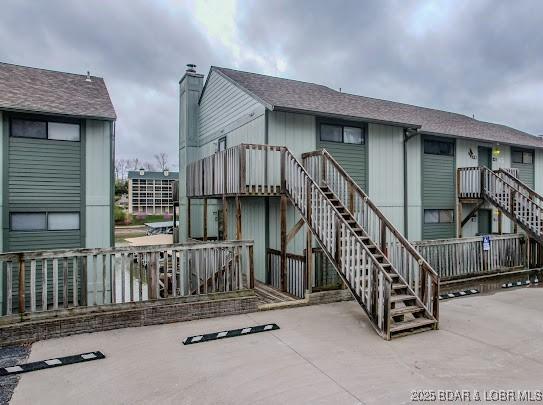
343;127;364;144
320;124;342;143
424;140;454;156
11;119;47;139
424;209;454;224
512;151;523;163
424;209;439;224
217;136;227;152
523;152;533;164
439;210;454;223
10;213;47;231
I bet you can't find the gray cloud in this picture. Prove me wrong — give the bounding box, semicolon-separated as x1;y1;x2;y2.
237;0;543;135
0;0;541;170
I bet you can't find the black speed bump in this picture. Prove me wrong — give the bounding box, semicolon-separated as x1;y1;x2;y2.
0;351;105;376
183;324;280;345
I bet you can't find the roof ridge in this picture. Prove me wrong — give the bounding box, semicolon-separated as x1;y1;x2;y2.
212;66;333;90
0;61;104;80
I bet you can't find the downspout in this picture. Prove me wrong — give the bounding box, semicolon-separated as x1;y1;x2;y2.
403;128;418;239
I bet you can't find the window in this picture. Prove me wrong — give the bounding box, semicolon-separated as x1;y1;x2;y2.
424;209;454;224
424;140;454;156
512;149;533;164
11;119;47;139
48;122;80;141
343;127;363;144
320;123;365;144
11;213;47;231
217;136;227;152
10;212;80;231
10;118;80;142
48;213;80;230
321;124;343;143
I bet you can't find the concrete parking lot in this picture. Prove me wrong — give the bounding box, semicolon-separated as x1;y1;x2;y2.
9;287;543;404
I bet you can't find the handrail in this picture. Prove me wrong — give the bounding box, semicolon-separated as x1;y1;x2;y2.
304;149;438;281
284;149;393;283
496;168;543;209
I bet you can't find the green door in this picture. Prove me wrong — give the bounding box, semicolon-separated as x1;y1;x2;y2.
511;148;535;188
317;120;368;191
478;146;492;169
422;137;456;240
478;209;492;235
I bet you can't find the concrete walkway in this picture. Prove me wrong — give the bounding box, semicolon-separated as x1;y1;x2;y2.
10;287;543;404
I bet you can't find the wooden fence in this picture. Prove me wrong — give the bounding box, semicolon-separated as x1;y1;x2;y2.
187;144;283;197
413;234;532;280
267;249;306;298
0;240;254;316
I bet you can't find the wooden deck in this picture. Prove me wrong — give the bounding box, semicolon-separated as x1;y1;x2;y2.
254;281;299;306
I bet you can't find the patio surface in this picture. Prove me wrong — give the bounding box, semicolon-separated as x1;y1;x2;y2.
9;287;543;404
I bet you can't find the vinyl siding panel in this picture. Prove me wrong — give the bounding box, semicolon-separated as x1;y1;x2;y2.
8;138;81;208
199;71;265;143
367;123;404;231
511;157;535;189
268;111;316;158
422;139;456;240
317;139;368;191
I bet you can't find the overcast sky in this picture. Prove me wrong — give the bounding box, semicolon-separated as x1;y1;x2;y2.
1;0;541;170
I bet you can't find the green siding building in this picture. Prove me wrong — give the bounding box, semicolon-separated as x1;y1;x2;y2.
180;65;543;283
0;62;116;307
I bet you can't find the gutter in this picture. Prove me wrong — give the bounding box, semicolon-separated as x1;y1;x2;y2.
403;128;419;239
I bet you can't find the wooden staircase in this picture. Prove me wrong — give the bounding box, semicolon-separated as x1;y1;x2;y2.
320;185;437;337
459;167;543;244
284;149;439;339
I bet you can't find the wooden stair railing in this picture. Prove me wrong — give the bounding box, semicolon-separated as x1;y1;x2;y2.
284;148;438;339
302;149;439;331
496;168;543;210
459;167;543;243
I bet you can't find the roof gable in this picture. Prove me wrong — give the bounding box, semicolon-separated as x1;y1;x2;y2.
0;62;116;120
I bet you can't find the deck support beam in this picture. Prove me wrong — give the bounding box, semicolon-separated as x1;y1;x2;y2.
280;194;288;292
203;198;208;241
222;196;228;240
187;199;192;239
461;200;484;228
235;196;242;240
286;218;304;245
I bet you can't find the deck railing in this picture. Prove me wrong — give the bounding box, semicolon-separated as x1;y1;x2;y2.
187;144;283;197
267;249;306;298
496;168;543;210
413;234;528;280
459;167;543;239
0;241;254;317
303;149;439;321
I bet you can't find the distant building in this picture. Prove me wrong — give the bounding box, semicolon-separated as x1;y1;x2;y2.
128;170;178;215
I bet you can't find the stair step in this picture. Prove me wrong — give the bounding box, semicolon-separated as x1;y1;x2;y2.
390;318;436;333
392;283;407;290
391;294;417;302
391;305;424;316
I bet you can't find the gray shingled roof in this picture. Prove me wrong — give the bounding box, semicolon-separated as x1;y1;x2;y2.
128;170;178;180
213;66;542;148
0;62;116;120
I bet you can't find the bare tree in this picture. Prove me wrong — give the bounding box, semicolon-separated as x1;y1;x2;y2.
129;158;141;171
114;158;129;180
143;161;155;171
154;152;169;171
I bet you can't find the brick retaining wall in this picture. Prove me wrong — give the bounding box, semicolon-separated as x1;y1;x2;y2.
0;291;259;347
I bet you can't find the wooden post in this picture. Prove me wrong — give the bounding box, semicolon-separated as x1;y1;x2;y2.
348;182;354;214
203;198;208;241
222;196;228;240
248;245;255;289
456;168;462;238
187;198;192;239
149;252;157;300
81;257;88;306
235;196;242;240
321;150;326;186
526;236;532;269
18;255;25;314
240;145;247;194
280;147;286;193
511;190;518;233
380;221;387;257
280;194;288;291
498;210;503;234
306;229;313;294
